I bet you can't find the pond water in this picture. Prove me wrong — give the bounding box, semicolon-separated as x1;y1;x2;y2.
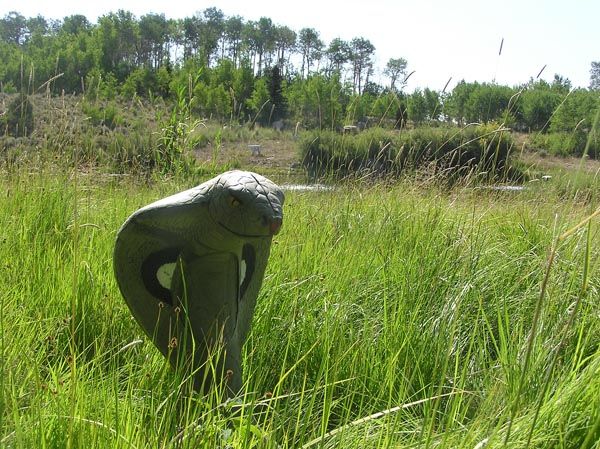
488;185;526;191
280;183;334;191
280;183;526;192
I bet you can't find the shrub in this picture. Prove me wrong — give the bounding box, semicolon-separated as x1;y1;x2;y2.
4;94;34;137
528;130;599;158
82;101;124;129
1;81;18;94
299;124;514;179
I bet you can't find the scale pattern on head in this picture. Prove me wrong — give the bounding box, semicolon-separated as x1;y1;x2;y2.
209;171;284;238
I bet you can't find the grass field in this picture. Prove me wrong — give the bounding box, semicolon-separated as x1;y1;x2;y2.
0;162;599;448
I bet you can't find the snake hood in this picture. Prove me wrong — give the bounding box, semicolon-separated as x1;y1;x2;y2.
114;170;284;395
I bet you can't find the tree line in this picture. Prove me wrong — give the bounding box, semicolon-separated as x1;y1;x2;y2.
0;9;388;95
1;9;599;142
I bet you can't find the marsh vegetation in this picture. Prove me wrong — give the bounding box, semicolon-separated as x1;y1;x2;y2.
1;8;600;449
1;143;599;448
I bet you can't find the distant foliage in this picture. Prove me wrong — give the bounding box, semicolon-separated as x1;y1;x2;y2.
300;125;514;179
246;78;271;126
268;65;286;122
523;87;600;159
1;9;599;159
285;74;347;129
406;89;441;124
519;82;561;131
444;82;515;124
529;130;599;158
82;101;123;129
3;93;34;137
549;89;599;133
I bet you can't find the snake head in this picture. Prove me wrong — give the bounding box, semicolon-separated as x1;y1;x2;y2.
209;171;285;238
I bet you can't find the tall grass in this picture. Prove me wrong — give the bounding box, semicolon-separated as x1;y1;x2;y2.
299;124;516;182
1;166;598;448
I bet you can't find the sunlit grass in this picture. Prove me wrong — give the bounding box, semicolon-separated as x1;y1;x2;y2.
0;167;598;448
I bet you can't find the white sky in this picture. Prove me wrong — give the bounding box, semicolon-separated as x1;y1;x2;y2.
3;0;599;91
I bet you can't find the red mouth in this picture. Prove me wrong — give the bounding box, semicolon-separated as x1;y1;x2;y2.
269;217;283;235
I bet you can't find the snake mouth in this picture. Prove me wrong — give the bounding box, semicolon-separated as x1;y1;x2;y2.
218;222;273;238
269;217;282;235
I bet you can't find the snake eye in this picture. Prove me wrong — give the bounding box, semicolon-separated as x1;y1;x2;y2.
229;195;242;207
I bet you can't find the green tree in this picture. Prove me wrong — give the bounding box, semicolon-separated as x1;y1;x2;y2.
268;65;286;122
423;88;441;121
26;15;48;39
199;7;224;66
519;80;562;131
223;16;243;67
550;88;599;132
273;25;296;71
232;61;255;120
243;18;276;76
97;10;139;81
181;16;201;59
445;80;478;125
61;15;91;35
551;74;571;93
55;30;101;93
407;89;427;124
0;11;28;45
349;37;375;94
206;84;231;119
122;66;159;97
464;83;514;123
246;77;271;125
298;28;323;78
370;92;403;126
156;65;172;98
325;38;351;76
241;19;274;76
345;92;372;125
384;57;408;91
200;58;237;119
138;13;169;69
212;58;235;89
285;73;346;129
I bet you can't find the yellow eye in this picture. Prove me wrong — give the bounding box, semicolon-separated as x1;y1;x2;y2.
229;195;241;207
